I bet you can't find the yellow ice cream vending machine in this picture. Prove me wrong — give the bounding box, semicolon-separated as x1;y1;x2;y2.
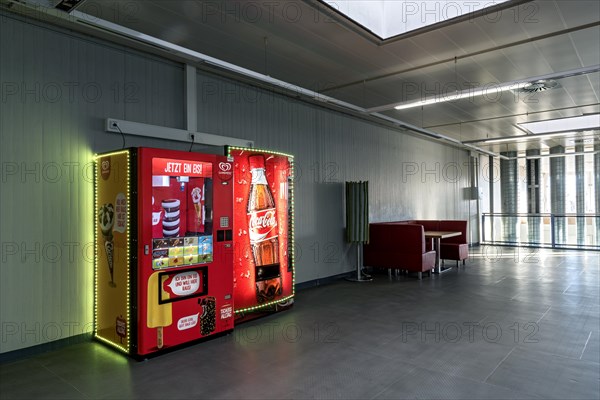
94;147;235;356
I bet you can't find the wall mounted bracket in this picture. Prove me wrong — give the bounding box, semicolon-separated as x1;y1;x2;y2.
105;118;254;148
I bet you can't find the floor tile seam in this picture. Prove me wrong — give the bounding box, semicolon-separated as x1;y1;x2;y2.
343;339;417;363
412;357;549;397
381;358;541;399
39;362;91;399
579;331;593;360
560;292;600;301
539;304;600;314
513;343;600;365
367;361;423;400
562;283;574;294
241;340;397;376
507;298;564;310
536;306;553;323
484;345;516;383
369;323;527;345
483;371;584;400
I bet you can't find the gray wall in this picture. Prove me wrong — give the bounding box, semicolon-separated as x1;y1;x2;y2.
0;12;471;353
197;73;471;281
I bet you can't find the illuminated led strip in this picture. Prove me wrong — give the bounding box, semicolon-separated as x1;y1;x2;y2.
227;146;295;159
93;150;131;354
95;333;129;354
227;146;296;314
234;295;295;314
93;155;98;340
124;150;131;354
290;159;295;299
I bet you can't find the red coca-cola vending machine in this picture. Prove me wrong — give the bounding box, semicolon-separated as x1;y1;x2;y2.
227;146;295;320
94;147;235;357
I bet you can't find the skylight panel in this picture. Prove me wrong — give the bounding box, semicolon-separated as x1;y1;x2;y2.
518;114;600;134
324;0;511;39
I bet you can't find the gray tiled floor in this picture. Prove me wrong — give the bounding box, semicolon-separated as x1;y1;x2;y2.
1;246;599;399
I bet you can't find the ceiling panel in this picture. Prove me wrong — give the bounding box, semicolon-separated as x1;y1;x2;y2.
379;39;454;74
570;27;600;66
554;0;600;27
517;1;566;36
408;30;464;62
20;0;598;153
499;43;554;76
533;35;585;71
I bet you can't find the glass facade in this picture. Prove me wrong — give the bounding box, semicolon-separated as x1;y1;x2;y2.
482;147;599;249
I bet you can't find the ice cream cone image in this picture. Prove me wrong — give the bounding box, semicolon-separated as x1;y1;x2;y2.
191;187;202;224
98;203;116;287
104;240;115;286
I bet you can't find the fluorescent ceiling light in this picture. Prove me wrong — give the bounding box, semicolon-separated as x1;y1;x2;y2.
323;0;510;39
511;150;600;160
479;132;578;144
518;114;600;134
392;82;530;110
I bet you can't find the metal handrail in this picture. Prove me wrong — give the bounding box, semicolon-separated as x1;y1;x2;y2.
482;213;600;217
481;213;600;250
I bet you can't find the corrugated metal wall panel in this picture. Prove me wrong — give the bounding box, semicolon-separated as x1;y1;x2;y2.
196;72;471;283
2;13;472;353
0;14;185;353
124;54;184;129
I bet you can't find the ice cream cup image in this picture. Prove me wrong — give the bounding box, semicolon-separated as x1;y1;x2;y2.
163;226;180;238
162;199;180;238
147;272;172;349
98;203;116;287
162;199;180;212
162;218;180;228
164;210;180;219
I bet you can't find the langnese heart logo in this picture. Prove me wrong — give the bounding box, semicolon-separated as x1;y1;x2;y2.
217;161;233;181
100;157;111;180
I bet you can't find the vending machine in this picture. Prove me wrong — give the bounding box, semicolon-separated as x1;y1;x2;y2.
227;147;295;320
94;148;235;356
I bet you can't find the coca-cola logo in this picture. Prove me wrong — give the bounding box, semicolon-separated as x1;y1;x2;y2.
248;208;278;242
217;161;233;181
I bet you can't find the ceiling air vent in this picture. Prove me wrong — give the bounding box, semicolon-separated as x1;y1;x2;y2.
570;137;599;145
519;79;560;93
55;0;84;13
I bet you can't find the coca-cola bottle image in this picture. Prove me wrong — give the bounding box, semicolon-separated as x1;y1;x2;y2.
247;155;282;303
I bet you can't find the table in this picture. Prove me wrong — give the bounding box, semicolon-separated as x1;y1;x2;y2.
424;231;462;274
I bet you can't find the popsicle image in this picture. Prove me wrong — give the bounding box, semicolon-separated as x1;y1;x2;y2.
147;271;172;349
98;203;116;287
191;187;202;224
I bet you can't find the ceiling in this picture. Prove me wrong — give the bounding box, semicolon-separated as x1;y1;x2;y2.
4;0;600;154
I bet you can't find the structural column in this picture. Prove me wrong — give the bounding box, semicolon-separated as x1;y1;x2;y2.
550;146;566;244
488;155;495;241
595;143;600;246
500;151;518;243
526;150;540;244
575;144;585;245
